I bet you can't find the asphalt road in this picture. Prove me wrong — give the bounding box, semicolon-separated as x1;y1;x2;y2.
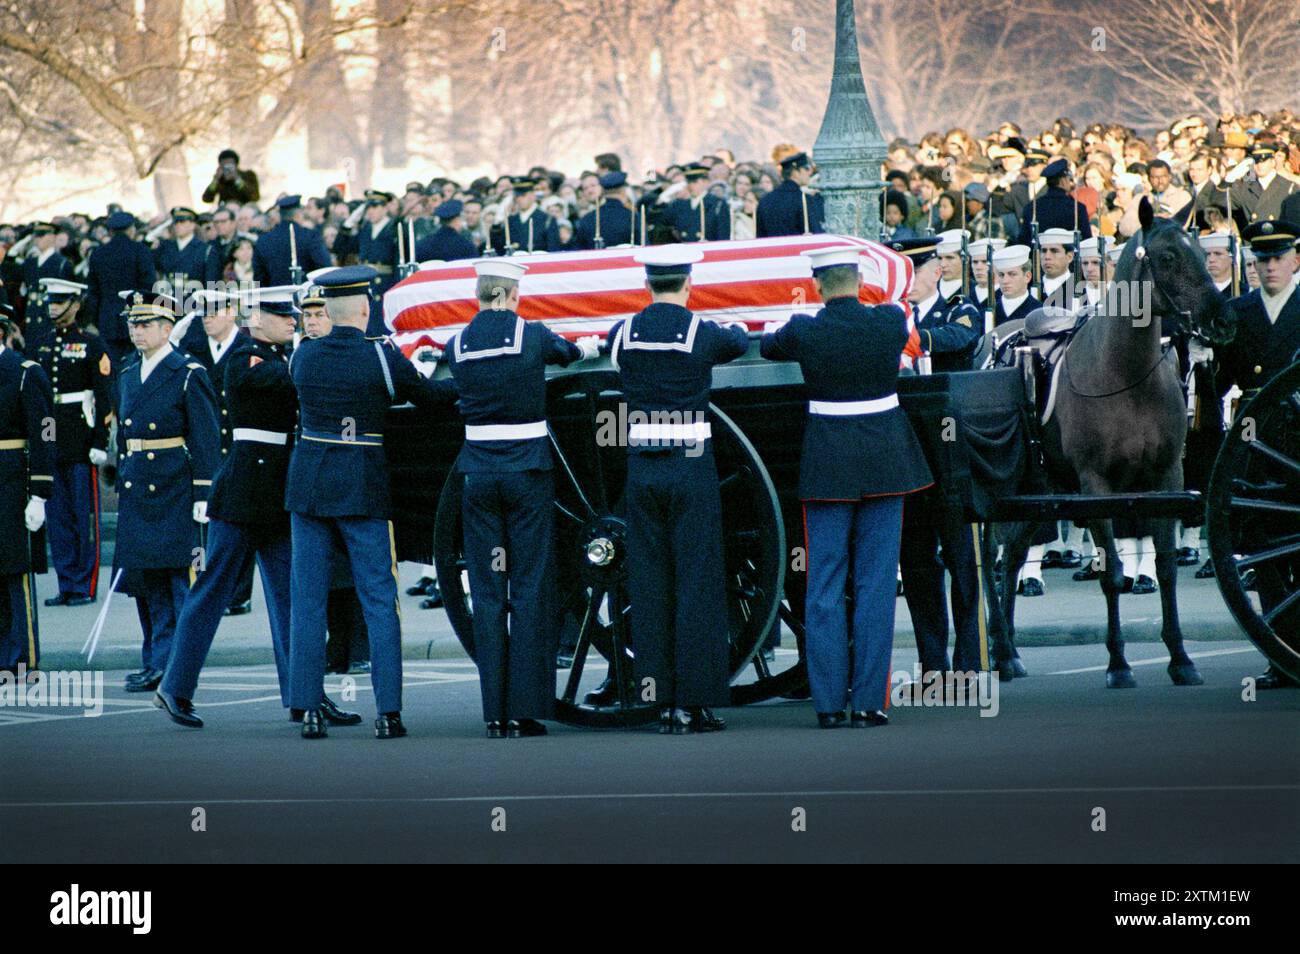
2;640;1296;863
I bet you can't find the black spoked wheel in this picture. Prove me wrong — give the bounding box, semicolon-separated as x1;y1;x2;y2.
433;370;786;727
1207;361;1300;683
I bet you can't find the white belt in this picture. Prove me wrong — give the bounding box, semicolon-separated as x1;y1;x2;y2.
808;395;899;416
464;421;548;441
56;390;91;404
233;428;288;445
628;421;712;442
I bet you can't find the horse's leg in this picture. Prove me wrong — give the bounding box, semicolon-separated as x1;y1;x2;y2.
1087;516;1134;687
1003;522;1032;678
982;524;1016;682
1153;515;1203;685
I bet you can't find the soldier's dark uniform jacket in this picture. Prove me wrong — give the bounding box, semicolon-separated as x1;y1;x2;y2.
154;237;208;286
994;291;1041;327
759;297;933;500
27;323;111;464
915;294;982;372
85;233;156;349
357;218;400;293
114;349;221;569
285;329;456;519
1232;174;1299;225
21;250;73;336
756;179;825;237
177;319;251;456
664;194;731;242
252;221;331;288
414;226;478;263
504;208;561;253
0;347;54;574
1015;186;1092;246
575;199;633;249
1219;283;1300;395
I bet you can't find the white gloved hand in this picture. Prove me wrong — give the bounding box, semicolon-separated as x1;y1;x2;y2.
192;500;209;524
1223;158;1254;183
88;448;108;467
575;335;602;361
24;497;45;532
1188;340;1214;365
411;345;438;378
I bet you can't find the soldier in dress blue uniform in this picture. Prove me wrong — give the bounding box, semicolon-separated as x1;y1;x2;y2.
756;152;825;237
252;195;332;288
759;246;933;727
501;178;561;254
153;207;209;300
1016;158;1091;247
20;222;73;341
285;265;457;739
28;279;111;607
575;172;633;249
0;305;53;672
446;259;597;737
990;245;1040;326
357;190;401;331
1231;144;1299;225
664;164;731;242
1217;220;1300;690
113;290;221;693
414;200;479;263
84;211;155;374
892;238;983;684
156;288;362;729
607;246;748;733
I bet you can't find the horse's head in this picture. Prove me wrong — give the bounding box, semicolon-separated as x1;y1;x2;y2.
1128;197;1234;346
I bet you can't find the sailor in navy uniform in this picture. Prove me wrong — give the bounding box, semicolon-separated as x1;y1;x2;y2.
1231;144;1299;224
1036;227;1079;310
990;245;1040;326
968;238;1006;309
28;279;111;608
285;266;457;739
446;259;596;737
414;200;479;263
1015;158;1091;247
664;164;731;242
575;172;633;249
1218;221;1300;689
0;305;53;672
156;288;362;729
84;211;156;375
153;207;209;297
20;222;73;340
501;178;561;254
756;152;825;237
608;246;748;733
892;238;982;682
114;290;222;693
759;246;932;727
252;195;332;287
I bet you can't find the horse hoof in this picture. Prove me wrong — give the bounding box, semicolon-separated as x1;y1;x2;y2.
1168;663;1204;686
1106;668;1137;689
1011;658;1028;678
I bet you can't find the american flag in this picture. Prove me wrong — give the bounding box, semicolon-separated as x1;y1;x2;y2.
383;234;914;357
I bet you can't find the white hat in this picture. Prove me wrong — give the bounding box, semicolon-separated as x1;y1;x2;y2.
1078;237;1101;258
991;245;1032;270
1241;246;1256;262
1198;232;1232;251
39;278;88;296
1107;243;1125;262
240;285;300;308
473;259;529;280
634;245;705;275
1039;228;1074;248
936;229;970;255
191;288;241;306
306;266;339;282
799;245;862;274
968;238;1007;256
1113;172;1142;191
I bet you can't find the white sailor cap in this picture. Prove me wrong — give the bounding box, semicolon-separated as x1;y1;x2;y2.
799;245;862;275
936;229;970;255
1078;237;1101;258
968;238;1007;256
39;278;88;298
634;245;704;275
241;285;301;317
1107;243;1125;262
1198;232;1233;251
1113;172;1142;191
190;288;241;307
473;258;529;281
1039;228;1074;248
991;245;1032;270
1241;246;1257;262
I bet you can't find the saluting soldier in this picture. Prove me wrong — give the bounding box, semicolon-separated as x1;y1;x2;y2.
114;290;222;693
664;164;731;242
414;200;478;263
153;207;208;298
156;288;361;729
285;266;456;740
446;259;597;738
1015;159;1092;247
84;211;157;375
1217;220;1300;690
607;246;748;733
990;245;1040;327
756;152;824;237
28;279;111;607
20;222;73;341
502;177;561;254
760;246;932;728
252;195;332;287
0;304;54;673
575;172;634;249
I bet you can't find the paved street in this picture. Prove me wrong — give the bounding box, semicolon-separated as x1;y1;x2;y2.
2;554;1296;862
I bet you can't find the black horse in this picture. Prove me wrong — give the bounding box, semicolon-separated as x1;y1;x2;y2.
984;199;1234;687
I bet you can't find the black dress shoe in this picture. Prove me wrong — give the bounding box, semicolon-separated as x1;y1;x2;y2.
1177;547;1199;566
1073;564;1101;581
1018;578;1045;597
406;576;436;597
124;669;162;692
375;713;407;739
817;711;847;729
125;667;152;684
346;660;371;675
1131;574;1157;594
301;709;327;739
486;720;506;739
418;580;443;609
223;600;252;617
1195;558;1216;579
687;707;726;733
1256;667;1299;690
584;676;620;706
1060;549;1083;569
507;718;547;738
662;707;695;735
321;695;363;726
154;690;203;728
851;709;889;727
1041;550;1064;569
64;594;95;607
43;593;69;607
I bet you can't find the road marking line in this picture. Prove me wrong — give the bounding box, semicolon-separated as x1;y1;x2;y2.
1047;647;1257;675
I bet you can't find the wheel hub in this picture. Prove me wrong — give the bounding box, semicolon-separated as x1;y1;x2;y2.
578;516;627;583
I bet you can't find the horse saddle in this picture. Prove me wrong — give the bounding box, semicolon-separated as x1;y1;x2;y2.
977;305;1092;423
